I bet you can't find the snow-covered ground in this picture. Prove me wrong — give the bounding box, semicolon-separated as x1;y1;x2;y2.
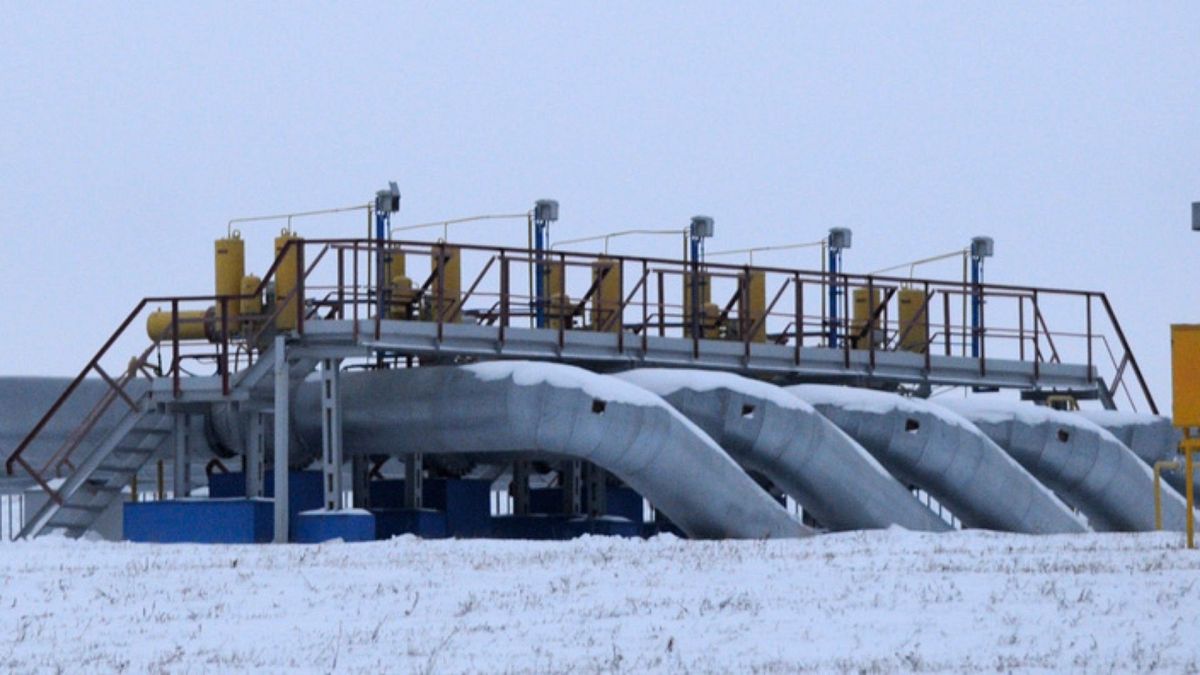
2;531;1198;673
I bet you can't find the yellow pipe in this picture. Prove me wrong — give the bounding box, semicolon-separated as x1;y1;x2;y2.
1153;460;1181;531
146;309;211;342
1183;438;1199;549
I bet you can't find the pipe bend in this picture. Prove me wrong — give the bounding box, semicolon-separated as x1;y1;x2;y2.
295;361;810;540
616;369;950;532
791;385;1088;534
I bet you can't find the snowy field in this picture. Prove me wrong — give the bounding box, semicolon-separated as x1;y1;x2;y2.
2;531;1199;673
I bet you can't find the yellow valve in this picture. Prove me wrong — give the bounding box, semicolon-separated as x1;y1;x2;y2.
590;257;622;332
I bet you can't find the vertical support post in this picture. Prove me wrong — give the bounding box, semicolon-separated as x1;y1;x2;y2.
320;358;343;511
562;460;583;516
827;247;840;348
404;453;423;510
172;412;190;499
1183;438;1197;549
584;462;606;519
511;461;531;516
244;411;264;498
968;236;992;361
272;335;290;543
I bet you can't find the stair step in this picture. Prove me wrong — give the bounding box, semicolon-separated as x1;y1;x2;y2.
133;428;170;437
60;503;106;513
114;446;156;456
95;463;135;473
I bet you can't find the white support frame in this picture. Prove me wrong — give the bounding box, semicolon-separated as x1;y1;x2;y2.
320;358;344;511
273;336;290;543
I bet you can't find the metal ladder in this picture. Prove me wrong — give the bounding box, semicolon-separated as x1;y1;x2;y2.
18;397;171;539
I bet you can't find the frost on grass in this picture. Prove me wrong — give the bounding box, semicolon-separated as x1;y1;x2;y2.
0;531;1198;673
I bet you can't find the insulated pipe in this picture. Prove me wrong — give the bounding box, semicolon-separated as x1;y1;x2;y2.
615;369;950;532
790;385;1088;534
293;362;810;539
1079;410;1186;495
942;399;1190;532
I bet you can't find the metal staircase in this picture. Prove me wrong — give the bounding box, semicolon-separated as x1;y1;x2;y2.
19;396;171;539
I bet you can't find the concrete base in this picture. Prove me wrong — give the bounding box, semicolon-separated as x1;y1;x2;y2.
294;510;376;543
124;499;273;543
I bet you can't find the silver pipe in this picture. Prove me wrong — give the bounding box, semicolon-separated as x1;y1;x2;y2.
791;385;1088;534
943;399;1190;532
1080;410;1186;495
292;362;811;540
615;369;950;532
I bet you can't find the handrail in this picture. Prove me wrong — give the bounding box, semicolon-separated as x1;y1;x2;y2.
7;234;1157;488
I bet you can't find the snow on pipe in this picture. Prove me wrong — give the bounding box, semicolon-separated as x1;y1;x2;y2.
942;399;1190;532
790;385;1088;534
1079;410;1186;496
291;362;812;540
615;369;950;532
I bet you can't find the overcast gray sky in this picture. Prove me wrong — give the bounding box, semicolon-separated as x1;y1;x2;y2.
2;2;1197;411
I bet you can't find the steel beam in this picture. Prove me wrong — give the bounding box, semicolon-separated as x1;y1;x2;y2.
272;336;289;543
320;358;344;511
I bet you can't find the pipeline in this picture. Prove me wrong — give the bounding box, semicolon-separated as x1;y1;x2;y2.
291;362;811;540
790;385;1088;534
615;369;950;532
943;399;1190;532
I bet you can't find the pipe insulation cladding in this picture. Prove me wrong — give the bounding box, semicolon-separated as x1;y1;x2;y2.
615;369;951;532
943;399;1191;532
791;385;1089;534
290;362;812;540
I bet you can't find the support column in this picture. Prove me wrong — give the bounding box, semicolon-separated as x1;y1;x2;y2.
172;412;190;498
585;462;606;519
403;453;423;509
320;358;344;511
561;460;582;516
244;411;264;498
272;335;290;543
511;460;531;516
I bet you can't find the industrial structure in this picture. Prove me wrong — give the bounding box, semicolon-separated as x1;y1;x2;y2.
1;183;1195;545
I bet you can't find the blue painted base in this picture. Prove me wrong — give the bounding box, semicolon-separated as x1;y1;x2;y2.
490;515;643;540
528;486;644;522
370;479;492;538
294;511;376;543
209;470;325;542
124;499;273;543
372;508;448;539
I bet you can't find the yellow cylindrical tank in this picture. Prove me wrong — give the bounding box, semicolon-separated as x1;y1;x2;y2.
590;257;622;332
897;288;929;353
274;230;301;331
214;233;245;327
146;308;212;342
852;288;885;349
